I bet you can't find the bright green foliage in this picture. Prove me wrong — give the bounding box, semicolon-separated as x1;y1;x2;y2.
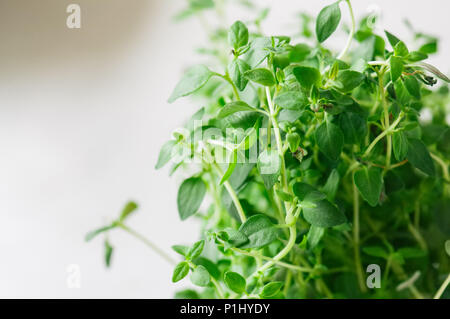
229;21;249;51
406;138;435;176
177;177;206;220
315;120;344;161
89;0;450;300
224;271;246;294
354;167;383;207
260;282;283;298
228;59;250;91
257;149;281;189
168;65;214;103
393;131;408;161
293;66;321;89
187;240;205;260
316;1;341;43
190;265;211;287
244;68;276;86
104;239;113;268
238;214;278;249
119;201;138;222
173;262;190;283
390;56;403;82
218;101;255;118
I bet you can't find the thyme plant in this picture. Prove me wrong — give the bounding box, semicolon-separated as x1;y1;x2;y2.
87;0;450;299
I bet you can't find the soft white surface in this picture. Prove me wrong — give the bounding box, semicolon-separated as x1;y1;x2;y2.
0;0;448;298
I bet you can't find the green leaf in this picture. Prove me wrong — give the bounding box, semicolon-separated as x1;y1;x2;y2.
260;282;283;298
187;240;205;260
316;1;341;43
229;59;251;91
397;247;426;259
190;265;211;287
445;240;450;257
354;167;383;207
287;132;301;153
168;65;214;103
119;201;138;222
104;239;113;268
293;182;327;202
394;41;409;57
407;51;428;62
85;225;115;242
303;199;346;228
224;228;249;247
257;149;281;189
177;177;206;220
220;149;238;185
419;41;437;54
393;131;408;161
384;170;405;194
228;21;249;50
403;75;421;99
274;91;308;110
172;262;190;283
289;43;311;62
244;68;276;86
276;190;293;202
243;37;272;68
390;56;403;82
336;70;365;92
339;112;367;145
172;245;189;257
315;120;344;161
385;30;401;48
406;138;435;176
218;101;256;119
363;246;389;259
228;163;255;190
223;112;262;130
393;79;411;105
174;289;200;299
155;140;176;169
193;257;221;279
293;66;321;90
224;271;246;294
307;225;325;249
238;214;278;249
322;169;340;201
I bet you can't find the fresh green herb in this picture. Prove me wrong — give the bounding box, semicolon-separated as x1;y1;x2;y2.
88;0;450;299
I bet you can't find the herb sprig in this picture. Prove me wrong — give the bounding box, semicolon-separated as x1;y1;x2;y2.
88;0;450;299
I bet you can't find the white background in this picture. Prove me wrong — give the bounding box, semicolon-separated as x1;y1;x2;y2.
0;0;449;298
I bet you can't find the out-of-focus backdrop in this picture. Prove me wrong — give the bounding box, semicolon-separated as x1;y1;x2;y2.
0;0;448;298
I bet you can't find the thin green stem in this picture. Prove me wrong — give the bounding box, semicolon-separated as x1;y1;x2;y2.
213;163;247;223
353;180;367;293
362;113;404;158
249;210;298;280
431;153;450;182
434;273;450;299
215;73;241;100
211;277;225;299
266;87;290;198
337;0;355;60
261;225;297;273
407;222;428;251
375;68;393;170
283;270;292;296
117;223;176;265
224;180;247;223
231;247;313;273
